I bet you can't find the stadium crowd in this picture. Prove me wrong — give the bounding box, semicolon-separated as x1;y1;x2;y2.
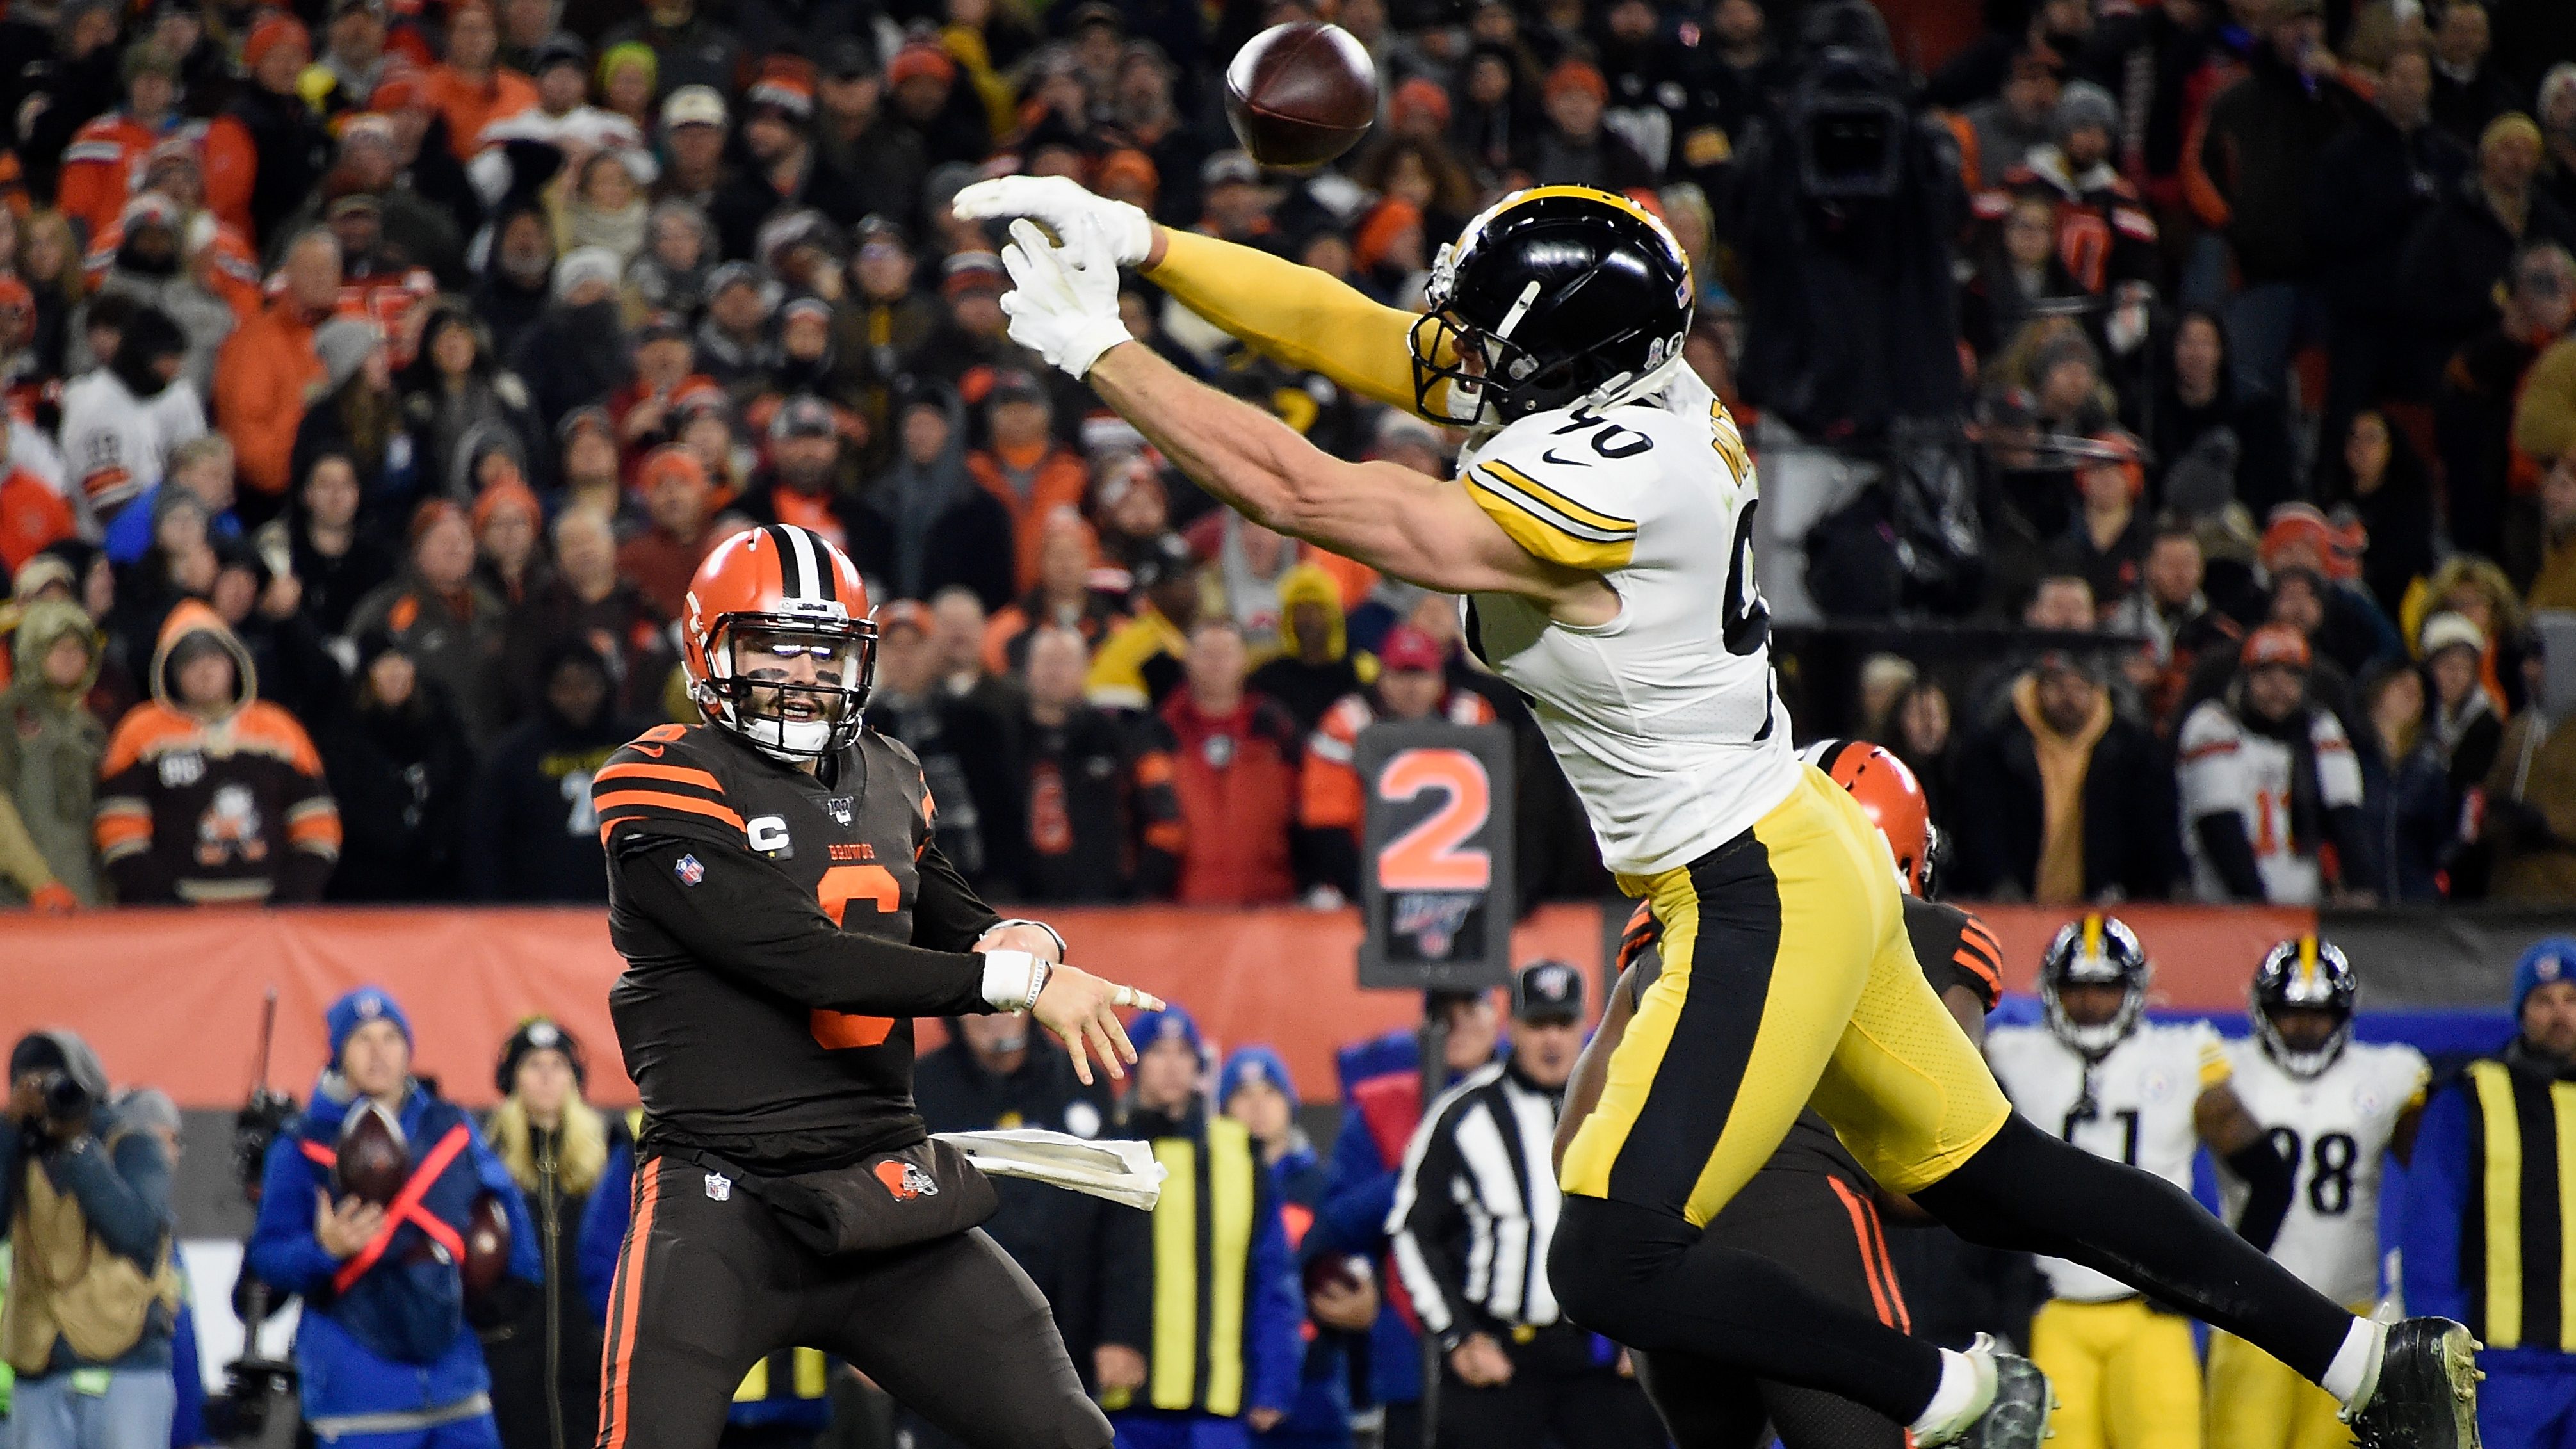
1;0;2575;923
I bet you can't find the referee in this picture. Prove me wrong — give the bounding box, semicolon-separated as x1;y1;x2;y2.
1387;963;1664;1449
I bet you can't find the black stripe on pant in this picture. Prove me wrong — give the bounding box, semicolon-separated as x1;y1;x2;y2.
598;1154;1111;1449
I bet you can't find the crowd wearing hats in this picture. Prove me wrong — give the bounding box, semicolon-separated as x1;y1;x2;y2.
0;0;2563;914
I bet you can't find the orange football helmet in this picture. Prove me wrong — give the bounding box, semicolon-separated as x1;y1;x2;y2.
681;525;876;758
1799;738;1937;895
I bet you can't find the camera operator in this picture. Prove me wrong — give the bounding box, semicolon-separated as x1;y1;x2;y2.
1;1030;182;1449
1727;0;1977;624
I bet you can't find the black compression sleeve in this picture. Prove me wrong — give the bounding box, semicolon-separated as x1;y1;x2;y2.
2224;1137;2297;1254
613;834;987;1017
2194;813;2269;900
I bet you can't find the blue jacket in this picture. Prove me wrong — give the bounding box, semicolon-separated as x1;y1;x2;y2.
248;1078;538;1423
2402;1051;2572;1372
1263;1136;1352;1449
576;1138;832;1432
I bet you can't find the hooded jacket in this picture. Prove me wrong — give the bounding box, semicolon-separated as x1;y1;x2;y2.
0;601;106;904
1247;565;1361;735
93;601;340;904
0;1029;178;1377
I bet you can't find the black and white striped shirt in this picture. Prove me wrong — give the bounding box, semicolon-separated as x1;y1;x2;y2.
1384;1061;1564;1348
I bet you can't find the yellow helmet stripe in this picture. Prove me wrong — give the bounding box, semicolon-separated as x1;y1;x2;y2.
2081;913;2103;960
1464;185;1695;293
2298;934;2319;990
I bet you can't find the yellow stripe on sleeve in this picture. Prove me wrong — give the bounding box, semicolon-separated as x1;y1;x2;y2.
1466;471;1636;572
1478;460;1637;534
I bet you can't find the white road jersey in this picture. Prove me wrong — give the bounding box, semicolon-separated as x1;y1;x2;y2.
58;368;206;519
1457;392;1799;875
1987;1021;2230;1302
2217;1038;2427;1308
2177;700;2364;905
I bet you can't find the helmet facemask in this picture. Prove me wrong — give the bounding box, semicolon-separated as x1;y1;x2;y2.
695;615;877;761
2251;940;2356;1080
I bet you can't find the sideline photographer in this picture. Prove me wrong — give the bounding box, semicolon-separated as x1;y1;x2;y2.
1;1030;182;1449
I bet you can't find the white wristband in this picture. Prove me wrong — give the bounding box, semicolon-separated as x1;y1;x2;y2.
989;918;1067;960
980;949;1048;1012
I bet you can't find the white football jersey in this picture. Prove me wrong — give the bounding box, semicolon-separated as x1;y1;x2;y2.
2217;1038;2428;1309
1987;1021;2230;1302
2177;700;2364;905
1457;392;1799;875
58;368;206;519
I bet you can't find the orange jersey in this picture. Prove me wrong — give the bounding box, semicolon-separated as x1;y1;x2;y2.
57;114;186;243
85;215;264;319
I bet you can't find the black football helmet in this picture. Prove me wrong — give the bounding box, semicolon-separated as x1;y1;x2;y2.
2249;935;2359;1079
2039;913;2150;1058
1409;186;1696;427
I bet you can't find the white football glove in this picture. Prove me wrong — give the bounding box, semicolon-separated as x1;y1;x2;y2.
998;217;1133;380
952;175;1155;269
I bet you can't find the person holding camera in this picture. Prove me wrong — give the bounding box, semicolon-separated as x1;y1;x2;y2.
247;987;539;1449
1;1029;182;1449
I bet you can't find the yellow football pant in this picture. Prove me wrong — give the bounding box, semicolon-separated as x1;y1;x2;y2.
2205;1321;2358;1449
1559;766;2012;1224
2031;1298;2206;1449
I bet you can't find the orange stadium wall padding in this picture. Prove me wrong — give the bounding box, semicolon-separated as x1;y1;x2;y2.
0;902;2335;1110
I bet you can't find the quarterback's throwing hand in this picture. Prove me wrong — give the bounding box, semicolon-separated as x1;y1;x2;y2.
1031;962;1165;1086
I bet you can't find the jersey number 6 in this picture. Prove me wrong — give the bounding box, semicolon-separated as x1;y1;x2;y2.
811;864;902;1049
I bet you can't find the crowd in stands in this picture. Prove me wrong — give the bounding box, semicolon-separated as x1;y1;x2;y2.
0;0;2572;912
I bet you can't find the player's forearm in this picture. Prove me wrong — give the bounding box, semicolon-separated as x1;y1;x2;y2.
1142;228;1440;415
1089;342;1339;538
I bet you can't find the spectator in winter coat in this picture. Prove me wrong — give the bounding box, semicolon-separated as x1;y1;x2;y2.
1952;650;2178;903
2307;47;2468;425
283;454;397;639
344;500;510;749
966;370;1089;597
614;445;720;622
480;1019;610;1449
1527;60;1655;192
982;509;1128;677
202;15;332;247
53;40;181;243
213;230;338;505
866;601;1015;889
74;191;239;400
1144;618;1303;904
291;318;423;509
400;303;542;503
313;636;470;902
869;380;1016;609
1247;564;1362;736
503;508;670;723
2319;410;2440;619
2428;0;2519;149
0;599;102;908
425;0;535;163
472;206;556;362
2187;0;2370;397
460;640;632;902
1223;1045;1365;1449
60;304;204;527
2403;114;2576;377
2483;684;2576;902
93;599;339;903
1008;625;1178;903
2136;309;2299;522
2445;244;2576;562
509;248;632;435
248;989;538;1449
101;434;235;568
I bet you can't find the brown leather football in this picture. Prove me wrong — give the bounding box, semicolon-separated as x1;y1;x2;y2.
461;1192;512;1297
1224;22;1377;171
334;1101;409;1207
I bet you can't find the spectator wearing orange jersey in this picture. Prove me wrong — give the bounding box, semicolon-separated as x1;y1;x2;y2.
54;42;184;245
423;1;536;163
964;369;1088;594
980;507;1124;676
212;230;339;508
1296;624;1499;901
93;599;339;904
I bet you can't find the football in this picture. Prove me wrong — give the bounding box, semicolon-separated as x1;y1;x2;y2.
461;1192;512;1297
1224;22;1377;171
334;1101;409;1207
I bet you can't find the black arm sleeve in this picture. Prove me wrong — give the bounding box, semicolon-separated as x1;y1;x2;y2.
2193;813;2269;900
612;833;989;1017
912;837;1004;954
2224;1137;2296;1254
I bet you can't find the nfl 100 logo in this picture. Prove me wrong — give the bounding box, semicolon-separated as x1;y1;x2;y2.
1392;893;1478;960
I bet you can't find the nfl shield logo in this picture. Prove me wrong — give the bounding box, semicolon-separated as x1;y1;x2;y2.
704;1172;731;1202
828;797;854;826
675;854;706;886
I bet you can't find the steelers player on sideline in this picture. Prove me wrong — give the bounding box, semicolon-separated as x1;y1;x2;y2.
951;172;2480;1448
588;524;1165;1449
1986;916;2297;1449
1553;740;2004;1449
2207;938;2428;1449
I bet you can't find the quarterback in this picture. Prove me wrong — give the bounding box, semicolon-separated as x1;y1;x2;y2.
955;175;2479;1448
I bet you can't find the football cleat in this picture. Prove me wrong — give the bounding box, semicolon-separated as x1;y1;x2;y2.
1917;1334;2055;1448
2343;1317;2483;1449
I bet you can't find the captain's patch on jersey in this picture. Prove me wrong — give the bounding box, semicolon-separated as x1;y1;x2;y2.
675;853;706;886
